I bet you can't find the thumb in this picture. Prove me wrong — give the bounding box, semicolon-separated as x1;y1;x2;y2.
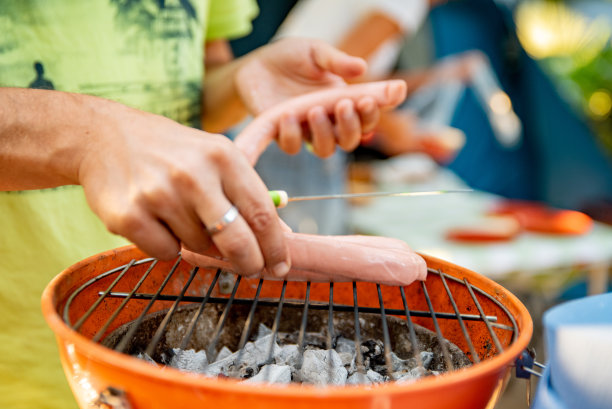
312;41;367;79
234;80;407;165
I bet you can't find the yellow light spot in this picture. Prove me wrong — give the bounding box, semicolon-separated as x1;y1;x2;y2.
489;91;513;115
588;90;612;118
528;24;555;56
515;2;610;63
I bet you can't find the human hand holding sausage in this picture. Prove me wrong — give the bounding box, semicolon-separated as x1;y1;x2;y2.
233;38;407;160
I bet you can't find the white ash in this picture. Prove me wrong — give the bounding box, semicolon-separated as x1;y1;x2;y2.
167;348;208;373
204;333;282;378
257;322;272;339
346;371;371;385
338;351;354;367
143;325;439;385
216;346;233;362
297;349;348;385
244;364;292;384
275;344;301;367
335;337;356;355
366;369;385;383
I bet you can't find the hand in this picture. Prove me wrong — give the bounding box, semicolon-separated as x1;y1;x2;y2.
77;103;289;276
235;38;407;158
235;80;407;164
369;110;465;163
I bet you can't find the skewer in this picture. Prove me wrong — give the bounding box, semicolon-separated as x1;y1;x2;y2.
269;189;473;208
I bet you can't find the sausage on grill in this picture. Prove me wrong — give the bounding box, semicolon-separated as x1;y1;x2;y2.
181;232;427;286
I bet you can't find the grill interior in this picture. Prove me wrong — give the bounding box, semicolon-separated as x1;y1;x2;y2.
62;255;518;384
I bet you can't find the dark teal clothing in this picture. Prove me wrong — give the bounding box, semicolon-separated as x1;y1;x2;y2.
430;0;612;210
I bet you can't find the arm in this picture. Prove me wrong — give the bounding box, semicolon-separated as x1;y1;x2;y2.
0;87;289;276
336;11;403;67
202;37;408;159
0;88;88;190
201;38;368;133
201;40;249;133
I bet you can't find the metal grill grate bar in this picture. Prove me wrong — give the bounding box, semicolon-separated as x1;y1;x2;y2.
421;281;454;371
145;266;200;357
206;275;242;361
92;260;156;343
116;258;182;353
73;259;137;331
295;281;311;370
263;280;288;382
464;278;504;354
399;287;423;368
101;292;497;323
352;282;365;372
327;282;335;383
235;278;265;361
376;284;395;379
179;269;222;350
438;270;479;364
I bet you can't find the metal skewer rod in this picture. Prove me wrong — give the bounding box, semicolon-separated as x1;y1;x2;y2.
269;189;473;208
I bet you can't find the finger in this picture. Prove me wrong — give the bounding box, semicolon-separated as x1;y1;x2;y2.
235;80;407;165
134;180;214;255
334;98;361;151
356;96;380;134
311;41;367;78
219;156;291;278
279;218;293;233
180;246;231;270
181;241;221;259
195;189;265;276
308;106;336;158
152;201;213;254
119;210;181;260
278;112;303;155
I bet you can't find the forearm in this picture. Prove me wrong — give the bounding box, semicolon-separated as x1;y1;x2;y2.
201;58;250;133
0;88;115;191
337;11;403;63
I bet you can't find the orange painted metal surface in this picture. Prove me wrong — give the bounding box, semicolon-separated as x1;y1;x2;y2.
42;245;532;409
491;200;593;235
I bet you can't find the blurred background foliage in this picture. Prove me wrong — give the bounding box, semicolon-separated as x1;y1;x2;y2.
516;0;612;157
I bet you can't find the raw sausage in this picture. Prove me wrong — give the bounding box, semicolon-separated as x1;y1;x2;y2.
181;232;427;286
234;80;408;165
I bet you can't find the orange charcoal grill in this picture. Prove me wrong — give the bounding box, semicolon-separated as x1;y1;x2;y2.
42;245;533;409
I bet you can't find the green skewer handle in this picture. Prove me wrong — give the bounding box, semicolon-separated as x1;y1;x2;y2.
269;190;289;208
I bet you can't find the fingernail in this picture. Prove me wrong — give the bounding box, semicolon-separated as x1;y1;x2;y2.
386;80;407;104
272;261;290;277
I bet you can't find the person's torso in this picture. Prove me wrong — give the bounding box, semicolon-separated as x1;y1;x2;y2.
0;2;211;408
0;0;209;126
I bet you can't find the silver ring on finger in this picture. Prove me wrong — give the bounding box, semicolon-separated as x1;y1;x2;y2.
207;205;239;235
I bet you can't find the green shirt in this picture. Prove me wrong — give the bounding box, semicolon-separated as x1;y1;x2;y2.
0;1;257;408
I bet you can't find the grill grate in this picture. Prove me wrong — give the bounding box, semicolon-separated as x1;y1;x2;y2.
63;256;519;384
